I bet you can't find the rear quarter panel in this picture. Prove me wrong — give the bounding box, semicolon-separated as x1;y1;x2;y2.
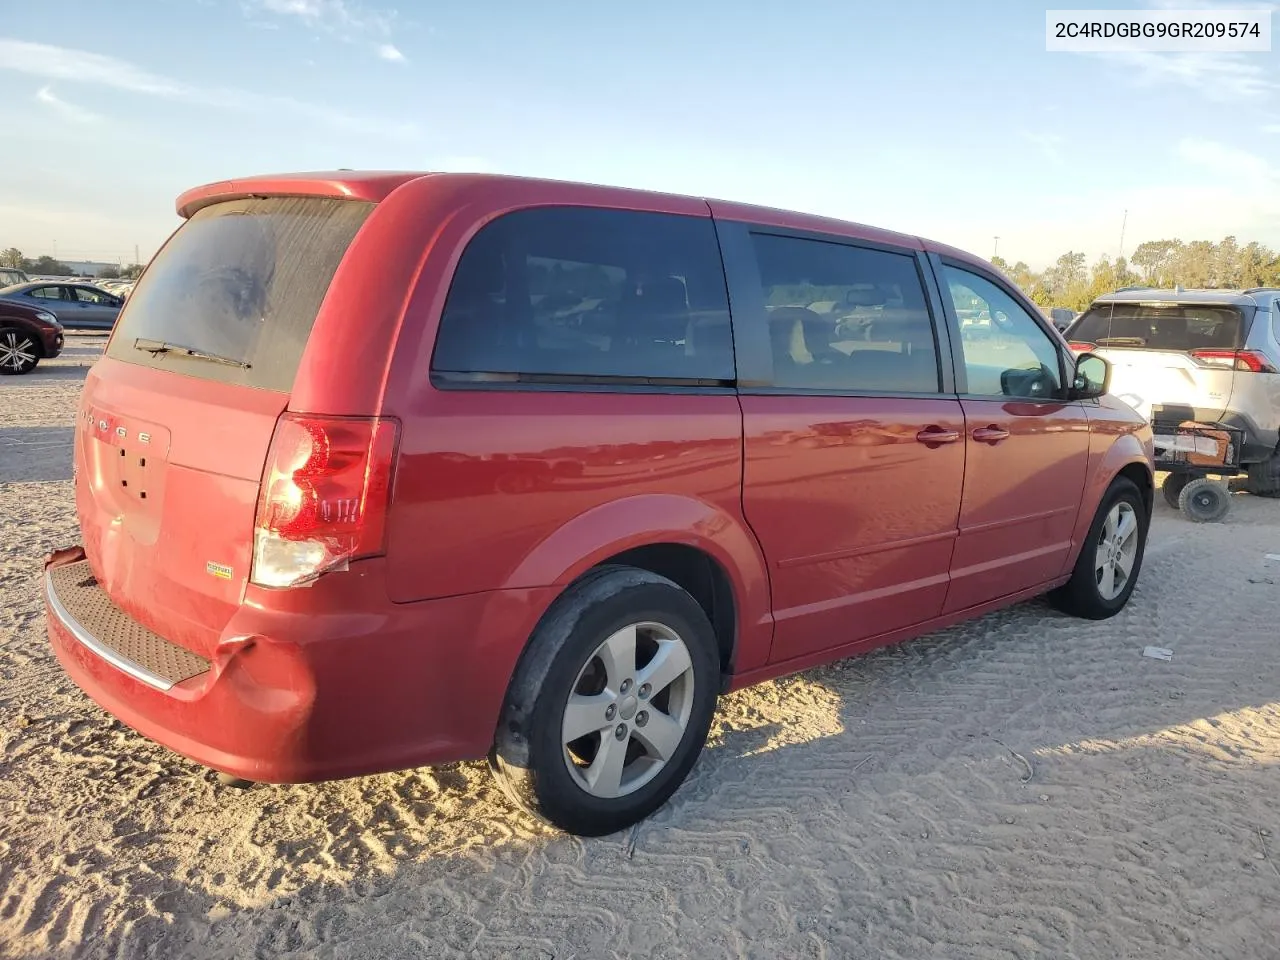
1062;395;1154;575
372;177;774;674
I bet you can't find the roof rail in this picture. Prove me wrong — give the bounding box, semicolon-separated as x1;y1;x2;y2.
1242;287;1280;295
1113;285;1149;292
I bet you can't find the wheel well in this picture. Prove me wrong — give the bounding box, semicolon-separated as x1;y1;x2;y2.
0;324;43;357
1118;462;1154;516
596;544;737;677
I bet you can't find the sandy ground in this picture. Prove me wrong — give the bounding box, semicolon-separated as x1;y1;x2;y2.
1;336;1278;960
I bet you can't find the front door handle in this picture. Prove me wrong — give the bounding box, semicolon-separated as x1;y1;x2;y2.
972;425;1011;444
916;426;962;446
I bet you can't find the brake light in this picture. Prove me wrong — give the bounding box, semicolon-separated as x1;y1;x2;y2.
1189;349;1278;373
1068;341;1097;353
251;413;399;588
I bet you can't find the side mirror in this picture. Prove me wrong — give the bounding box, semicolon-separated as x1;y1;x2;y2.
1072;352;1111;399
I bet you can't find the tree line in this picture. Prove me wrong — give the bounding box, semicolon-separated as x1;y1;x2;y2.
0;247;144;280
992;237;1280;313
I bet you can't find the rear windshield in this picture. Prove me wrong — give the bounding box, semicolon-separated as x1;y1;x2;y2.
106;196;373;392
1070;303;1251;351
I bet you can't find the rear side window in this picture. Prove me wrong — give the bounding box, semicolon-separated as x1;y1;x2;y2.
748;233;939;393
1072;303;1249;351
431;207;734;384
106;197;374;392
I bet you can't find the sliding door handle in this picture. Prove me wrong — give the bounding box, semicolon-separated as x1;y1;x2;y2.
916;426;961;446
972;425;1011;444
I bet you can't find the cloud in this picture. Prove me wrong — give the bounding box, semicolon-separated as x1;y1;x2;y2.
0;38;418;140
1080;0;1277;101
246;1;406;61
1023;131;1065;165
1177;138;1273;181
35;85;104;124
1097;50;1274;101
1263;123;1280;134
256;0;393;35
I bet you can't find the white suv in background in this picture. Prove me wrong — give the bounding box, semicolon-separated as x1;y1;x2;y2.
1065;287;1280;497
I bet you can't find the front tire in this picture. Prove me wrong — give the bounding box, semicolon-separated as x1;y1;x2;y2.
0;327;41;375
1049;477;1147;620
490;566;720;836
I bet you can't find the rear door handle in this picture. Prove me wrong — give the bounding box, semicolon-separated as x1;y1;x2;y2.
972;425;1011;444
916;426;961;446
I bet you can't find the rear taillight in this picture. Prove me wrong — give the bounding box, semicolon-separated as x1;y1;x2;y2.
1189;349;1278;373
1068;341;1097;353
251;413;399;588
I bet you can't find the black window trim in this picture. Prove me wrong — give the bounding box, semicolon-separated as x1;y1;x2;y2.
720;219;956;398
926;252;1073;403
427;204;738;395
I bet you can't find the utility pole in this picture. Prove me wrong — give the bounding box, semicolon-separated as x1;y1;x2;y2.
992;236;1000;259
134;244;140;267
1118;210;1128;260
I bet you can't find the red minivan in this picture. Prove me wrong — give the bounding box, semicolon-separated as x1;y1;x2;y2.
45;172;1153;835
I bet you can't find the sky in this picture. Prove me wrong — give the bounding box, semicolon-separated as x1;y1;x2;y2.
1;0;1277;270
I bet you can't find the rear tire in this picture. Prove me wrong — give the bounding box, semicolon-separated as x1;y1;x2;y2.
0;327;41;375
1161;472;1191;509
1049;477;1147;620
489;566;719;836
1178;477;1231;522
1244;455;1280;499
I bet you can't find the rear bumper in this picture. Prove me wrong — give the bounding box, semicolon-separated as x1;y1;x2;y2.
45;546;553;783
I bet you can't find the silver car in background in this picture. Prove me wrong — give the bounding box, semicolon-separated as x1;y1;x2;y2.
0;280;124;330
1065;287;1280;496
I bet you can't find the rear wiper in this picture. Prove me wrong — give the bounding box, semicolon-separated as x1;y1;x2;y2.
133;338;251;369
1094;336;1147;346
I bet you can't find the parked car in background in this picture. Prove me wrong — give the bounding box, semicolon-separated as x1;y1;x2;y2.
1049;308;1076;332
1066;288;1280;499
0;291;64;374
44;171;1153;837
0;280;124;330
95;279;136;300
0;267;29;287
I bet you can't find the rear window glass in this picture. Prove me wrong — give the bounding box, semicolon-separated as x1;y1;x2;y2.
106;197;373;392
1071;303;1249;351
431;207;734;384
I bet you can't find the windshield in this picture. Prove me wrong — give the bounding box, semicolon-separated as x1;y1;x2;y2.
1070;303;1251;351
105;196;373;392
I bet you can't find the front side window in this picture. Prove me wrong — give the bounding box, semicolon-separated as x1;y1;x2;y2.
432;207;734;383
944;266;1063;399
74;287;113;304
749;233;939;393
